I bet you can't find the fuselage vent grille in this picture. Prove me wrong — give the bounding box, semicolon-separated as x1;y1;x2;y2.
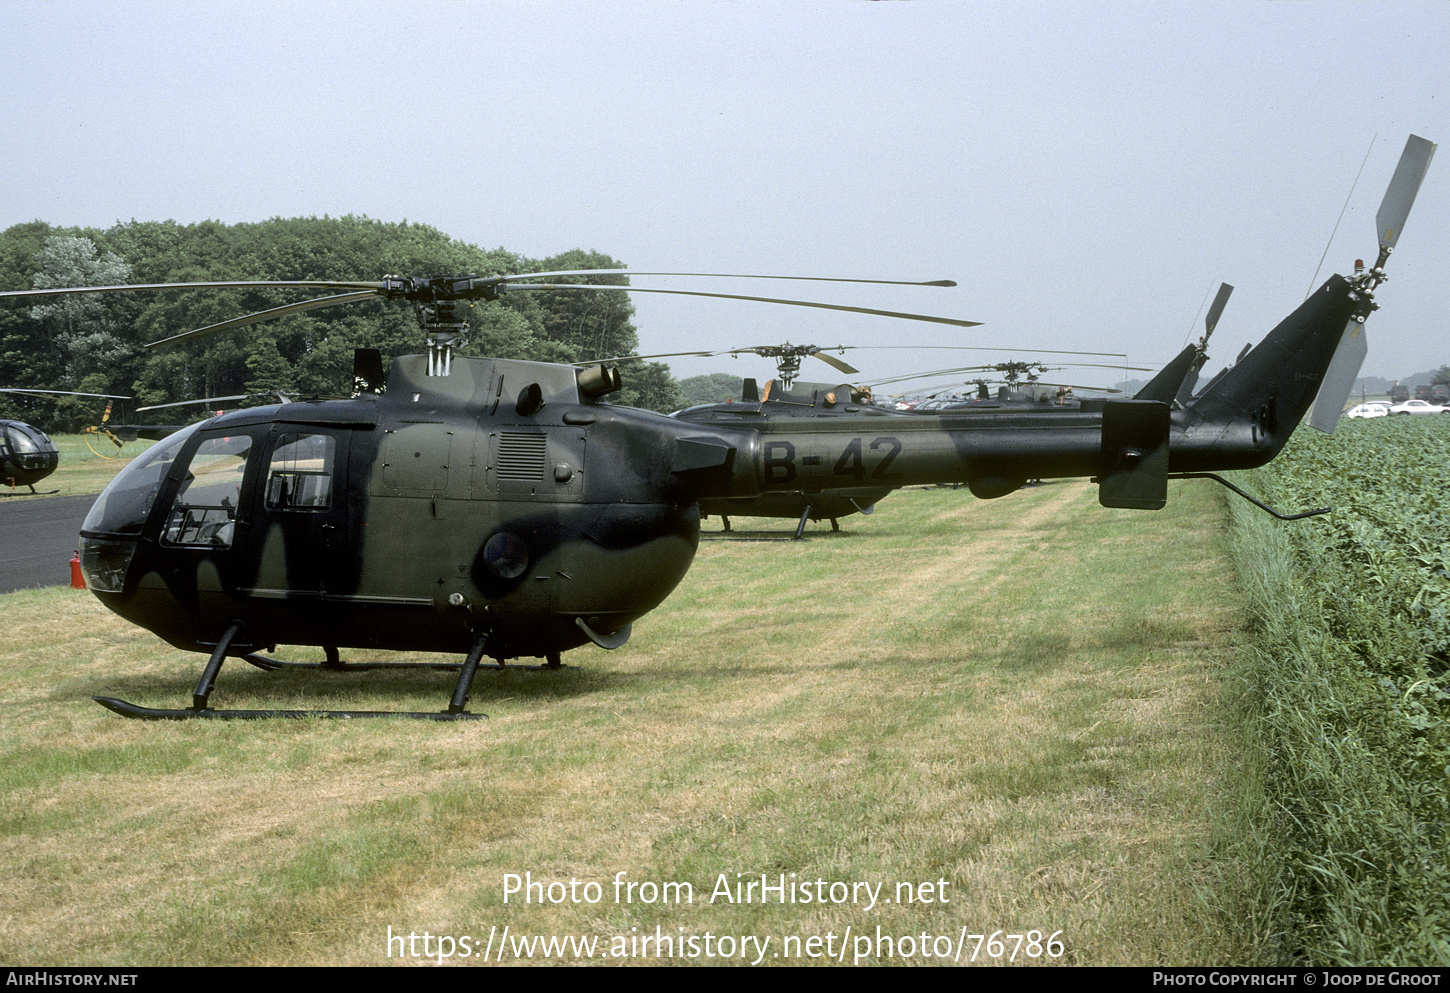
497;433;547;481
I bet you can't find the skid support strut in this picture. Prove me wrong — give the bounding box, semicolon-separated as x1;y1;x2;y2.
91;625;492;721
448;636;488;715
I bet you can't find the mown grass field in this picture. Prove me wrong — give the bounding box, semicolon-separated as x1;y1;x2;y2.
0;477;1260;966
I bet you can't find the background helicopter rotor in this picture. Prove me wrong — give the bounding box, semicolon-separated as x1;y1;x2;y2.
867;359;1151;390
586;342;1144;394
578;342;862;390
82;400;125;458
0;389;133;458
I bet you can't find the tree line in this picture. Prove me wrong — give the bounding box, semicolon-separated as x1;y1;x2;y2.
0;216;686;429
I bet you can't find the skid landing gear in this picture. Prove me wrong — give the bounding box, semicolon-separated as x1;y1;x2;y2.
89;625;573;720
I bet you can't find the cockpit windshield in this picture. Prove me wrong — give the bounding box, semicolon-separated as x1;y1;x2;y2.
81;424;198;537
2;422;52;455
12;427;42;453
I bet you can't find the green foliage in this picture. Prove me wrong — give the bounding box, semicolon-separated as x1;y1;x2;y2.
1231;417;1450;965
680;372;745;406
514;248;639;362
14;234;130;394
0;219;682;425
615;360;685;413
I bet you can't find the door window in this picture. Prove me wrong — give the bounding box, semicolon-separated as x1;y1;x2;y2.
265;433;336;510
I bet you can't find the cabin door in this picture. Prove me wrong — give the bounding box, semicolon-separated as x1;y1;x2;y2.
242;427;355;599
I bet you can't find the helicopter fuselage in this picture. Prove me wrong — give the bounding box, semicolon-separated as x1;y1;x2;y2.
75;270;1361;665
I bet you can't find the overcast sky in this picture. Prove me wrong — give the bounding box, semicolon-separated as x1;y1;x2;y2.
2;0;1445;391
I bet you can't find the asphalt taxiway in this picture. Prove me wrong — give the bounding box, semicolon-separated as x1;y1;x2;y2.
0;494;95;593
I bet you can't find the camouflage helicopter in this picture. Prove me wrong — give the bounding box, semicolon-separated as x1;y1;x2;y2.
0;389;133;494
0;134;1433;722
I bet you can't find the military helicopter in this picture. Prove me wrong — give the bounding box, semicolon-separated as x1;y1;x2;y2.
0;417;60;494
0;134;1434;722
671;361;1138;537
0;389;132;493
881;360;1141;410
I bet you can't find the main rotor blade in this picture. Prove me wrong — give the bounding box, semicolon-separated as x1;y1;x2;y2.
868;361;1149;388
146;290;384;347
618;343;1130;362
136;394;259;412
810;351;860;375
506;283;981;328
573;350;717;365
0;388;131;399
842;344;1131;359
1377;134;1436;253
498;269;956;287
0;279;387;302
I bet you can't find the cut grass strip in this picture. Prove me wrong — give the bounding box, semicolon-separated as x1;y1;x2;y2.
0;480;1260;965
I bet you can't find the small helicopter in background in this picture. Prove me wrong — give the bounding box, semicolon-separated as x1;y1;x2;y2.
673;373;904;536
0;134;1434;722
0;416;61;494
0;389;133;494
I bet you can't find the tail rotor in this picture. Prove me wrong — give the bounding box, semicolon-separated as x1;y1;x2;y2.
1307;135;1436;433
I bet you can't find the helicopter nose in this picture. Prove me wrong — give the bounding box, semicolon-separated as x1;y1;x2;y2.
77;536;137;593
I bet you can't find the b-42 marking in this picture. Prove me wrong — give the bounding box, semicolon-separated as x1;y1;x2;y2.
762;436;903;483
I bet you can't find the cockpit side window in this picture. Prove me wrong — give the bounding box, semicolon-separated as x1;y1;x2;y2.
265;433;335;510
161;434;253;548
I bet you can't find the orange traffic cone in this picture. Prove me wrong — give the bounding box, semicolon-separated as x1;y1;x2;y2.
70;550;85;589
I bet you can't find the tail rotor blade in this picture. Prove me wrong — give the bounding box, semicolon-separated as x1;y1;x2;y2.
1377;135;1437;256
1204;283;1233;337
1308;321;1369;434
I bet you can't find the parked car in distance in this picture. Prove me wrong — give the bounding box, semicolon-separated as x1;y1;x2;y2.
1387;399;1450;415
1344;402;1391;418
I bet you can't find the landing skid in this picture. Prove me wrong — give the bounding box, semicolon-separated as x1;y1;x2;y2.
92;628;565;721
